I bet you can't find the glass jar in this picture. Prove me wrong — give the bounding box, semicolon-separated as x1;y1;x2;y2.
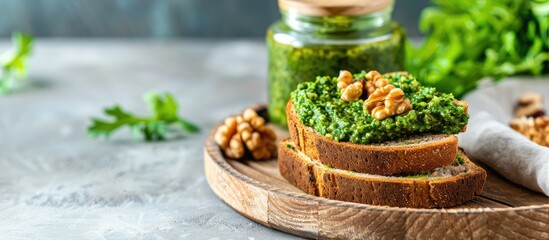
267;0;406;127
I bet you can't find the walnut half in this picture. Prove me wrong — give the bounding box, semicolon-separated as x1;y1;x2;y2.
215;108;276;160
363;82;412;120
364;70;389;96
337;70;363;102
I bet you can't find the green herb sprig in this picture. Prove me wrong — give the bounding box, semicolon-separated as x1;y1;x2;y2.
88;92;199;141
407;0;549;98
0;32;34;94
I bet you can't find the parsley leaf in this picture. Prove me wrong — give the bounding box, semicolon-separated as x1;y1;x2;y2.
0;32;33;94
407;0;549;98
88;92;199;141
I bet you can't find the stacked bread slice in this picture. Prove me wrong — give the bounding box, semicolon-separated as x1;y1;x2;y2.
279;101;487;208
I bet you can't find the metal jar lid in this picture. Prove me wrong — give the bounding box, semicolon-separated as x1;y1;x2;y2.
278;0;394;16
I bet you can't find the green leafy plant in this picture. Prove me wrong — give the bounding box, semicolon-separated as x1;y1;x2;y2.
0;32;33;94
407;0;549;98
88;92;200;141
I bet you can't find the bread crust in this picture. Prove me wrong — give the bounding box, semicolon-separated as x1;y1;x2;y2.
287;101;459;175
278;139;487;208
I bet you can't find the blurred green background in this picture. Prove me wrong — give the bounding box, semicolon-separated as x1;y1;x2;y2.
0;0;430;38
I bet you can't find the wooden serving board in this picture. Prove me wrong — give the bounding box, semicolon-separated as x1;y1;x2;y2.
204;106;549;239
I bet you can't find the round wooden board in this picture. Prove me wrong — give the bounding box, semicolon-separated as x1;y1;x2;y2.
204;105;549;239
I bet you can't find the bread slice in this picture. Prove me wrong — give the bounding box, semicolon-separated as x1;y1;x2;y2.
287;101;459;175
278;139;486;208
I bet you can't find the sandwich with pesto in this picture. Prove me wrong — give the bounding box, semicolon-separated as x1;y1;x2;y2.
279;70;486;208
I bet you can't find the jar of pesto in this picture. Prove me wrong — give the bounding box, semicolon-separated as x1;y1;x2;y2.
267;0;406;127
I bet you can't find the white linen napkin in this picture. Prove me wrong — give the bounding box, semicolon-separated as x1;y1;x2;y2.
458;77;549;196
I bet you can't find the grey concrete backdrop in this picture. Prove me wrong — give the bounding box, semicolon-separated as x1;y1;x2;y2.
0;39;301;239
0;0;431;38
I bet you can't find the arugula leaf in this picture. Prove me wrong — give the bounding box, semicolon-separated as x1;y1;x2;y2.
0;32;33;94
88;92;199;141
407;0;549;98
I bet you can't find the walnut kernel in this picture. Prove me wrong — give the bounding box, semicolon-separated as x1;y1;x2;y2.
337;70;354;91
366;86;412;120
341;81;364;102
364;70;389;96
336;70;413;120
337;70;364;102
215;108;277;160
510;116;549;146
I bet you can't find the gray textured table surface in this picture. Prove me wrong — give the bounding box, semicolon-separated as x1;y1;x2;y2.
0;40;300;239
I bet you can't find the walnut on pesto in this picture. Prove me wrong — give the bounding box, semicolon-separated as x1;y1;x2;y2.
291;71;469;144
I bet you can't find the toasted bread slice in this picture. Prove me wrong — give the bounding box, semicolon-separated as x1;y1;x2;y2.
287;101;459;175
279;139;486;208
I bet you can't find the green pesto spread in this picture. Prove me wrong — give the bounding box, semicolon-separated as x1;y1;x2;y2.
399;155;467;179
322;155;465;179
454;154;465;166
285;143;295;150
267;24;405;127
290;72;469;144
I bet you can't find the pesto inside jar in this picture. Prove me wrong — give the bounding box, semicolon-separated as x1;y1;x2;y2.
290;72;469;144
267;11;406;127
